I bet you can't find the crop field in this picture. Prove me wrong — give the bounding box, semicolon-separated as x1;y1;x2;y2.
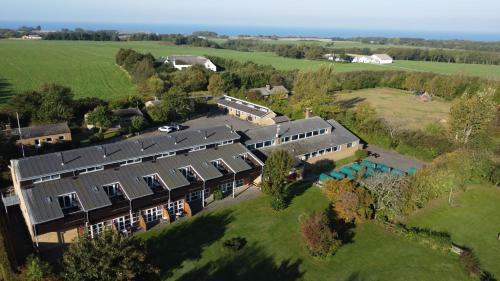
0;40;499;104
335;88;451;130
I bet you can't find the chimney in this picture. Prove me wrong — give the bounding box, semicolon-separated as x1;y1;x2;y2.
304;108;312;119
59;152;65;166
204;130;208;140
174;136;178;145
275;124;280;139
102;146;107;158
266;84;271;91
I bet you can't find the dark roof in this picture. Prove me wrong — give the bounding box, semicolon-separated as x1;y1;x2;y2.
15;123;70;139
112;108;143;117
250;85;289;96
272;116;290;123
217;96;273;118
243;117;331;145
260;120;359;157
168;55;209;65
13;126;241;181
21;143;260;225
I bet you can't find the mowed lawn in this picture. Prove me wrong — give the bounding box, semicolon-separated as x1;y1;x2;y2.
336;87;451;130
1;40;499;105
138;184;469;281
407;186;500;278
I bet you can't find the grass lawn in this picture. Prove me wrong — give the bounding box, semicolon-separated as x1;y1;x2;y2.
336;87;451;130
407;185;500;277
1;40;499;105
138;184;469;281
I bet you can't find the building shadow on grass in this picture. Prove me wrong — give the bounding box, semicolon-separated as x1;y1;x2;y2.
334;97;366;109
176;242;303;281
145;210;234;279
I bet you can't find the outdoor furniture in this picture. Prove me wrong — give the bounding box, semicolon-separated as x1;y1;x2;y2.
350;162;362;171
408;167;417;176
376;164;391;173
329;171;345;180
391;169;405;176
341;166;355;176
319;173;333;183
365;168;374;177
361;160;377;169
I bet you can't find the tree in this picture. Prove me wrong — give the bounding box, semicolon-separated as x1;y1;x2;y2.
261;150;295;196
323;179;374;222
5;90;42;124
86;105;115;132
292;66;335;110
62;230;157;281
449;90;496;145
172;64;208;92
130;116;146;132
32;83;74;124
146;76;165;98
25;255;54;281
299;211;342;257
207;73;225;95
161;88;193;120
147;104;170;123
360;172;410;221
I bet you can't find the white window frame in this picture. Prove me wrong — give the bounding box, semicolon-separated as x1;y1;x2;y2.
121;158;142;166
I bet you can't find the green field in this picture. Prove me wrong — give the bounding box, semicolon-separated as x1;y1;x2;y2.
1;40;499;105
139;184;469;281
336;88;451;130
407;185;500;277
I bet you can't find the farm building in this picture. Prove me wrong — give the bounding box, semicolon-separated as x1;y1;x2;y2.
162;55;217;71
11;122;72;147
349;53;393;64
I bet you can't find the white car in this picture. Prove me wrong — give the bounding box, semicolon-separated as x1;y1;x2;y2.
158;126;176;133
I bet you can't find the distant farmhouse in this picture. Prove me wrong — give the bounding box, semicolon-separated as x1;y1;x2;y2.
323;53;347;62
162;55;217;71
12;122;71;147
21;34;42;40
217;95;278;125
249;85;290;98
350;53;393;64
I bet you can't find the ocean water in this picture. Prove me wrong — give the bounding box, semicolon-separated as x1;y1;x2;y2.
1;21;500;42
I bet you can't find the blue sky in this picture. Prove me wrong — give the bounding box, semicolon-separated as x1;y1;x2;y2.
1;0;499;33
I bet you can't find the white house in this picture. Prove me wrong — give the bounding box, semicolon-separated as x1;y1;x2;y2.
21;35;42;40
349;53;393;64
165;55;217;71
371;54;393;64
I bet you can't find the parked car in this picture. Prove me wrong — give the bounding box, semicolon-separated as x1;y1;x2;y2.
158;125;176;133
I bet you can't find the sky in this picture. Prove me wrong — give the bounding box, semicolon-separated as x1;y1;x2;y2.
1;0;500;34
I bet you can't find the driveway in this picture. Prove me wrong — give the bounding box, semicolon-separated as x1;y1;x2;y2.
364;145;427;172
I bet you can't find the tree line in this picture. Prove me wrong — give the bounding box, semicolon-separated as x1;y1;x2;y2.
43;29;119;41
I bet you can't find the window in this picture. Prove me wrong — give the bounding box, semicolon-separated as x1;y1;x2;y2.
46;137;53;143
34;139;40;146
255;142;263;149
291;135;298;141
143;206;162;223
299;133;305;139
246;144;256;150
217;140;233;146
319;129;326;134
190;145;206;152
80;166;104;174
220;182;233;193
179;167;198;182
59;135;65;140
143;174;162;190
306;132;312;137
264;140;273;147
103;183;122;198
235;179;244;187
187;190;202;202
347;142;353;148
58;193;78;210
313;130;319;136
326;147;332;152
33;174;60;184
318;150;325;155
112;214;136;233
157;151;175;159
121;158;142;166
168;199;184;215
90;222;106;238
333;145;341;152
281;136;290;143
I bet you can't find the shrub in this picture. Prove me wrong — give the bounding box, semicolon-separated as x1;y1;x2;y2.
354;149;369;159
213;189;224;201
222;237;247;251
459;250;481;277
89;132;104;143
25;254;53;281
300;211;342;258
270;194;287;211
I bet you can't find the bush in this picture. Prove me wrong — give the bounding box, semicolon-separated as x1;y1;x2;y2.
299;211;342;258
222;237;247;251
270;194;287;211
354;149;369;159
459;250;481;277
213;189;224;201
25;254;53;281
88;132;104;143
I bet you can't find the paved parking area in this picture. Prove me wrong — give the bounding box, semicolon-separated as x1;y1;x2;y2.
365;145;426;172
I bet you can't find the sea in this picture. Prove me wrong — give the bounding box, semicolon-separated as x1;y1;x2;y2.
1;21;500;42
